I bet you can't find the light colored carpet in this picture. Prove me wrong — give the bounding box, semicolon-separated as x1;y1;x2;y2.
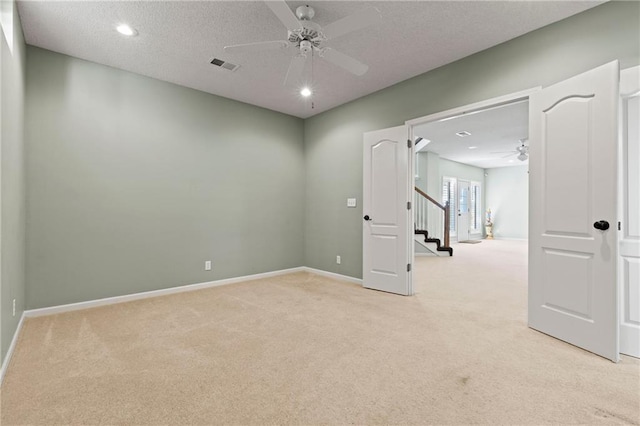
1;240;639;425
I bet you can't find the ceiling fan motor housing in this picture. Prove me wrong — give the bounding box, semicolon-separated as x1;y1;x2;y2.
288;22;324;48
288;7;324;53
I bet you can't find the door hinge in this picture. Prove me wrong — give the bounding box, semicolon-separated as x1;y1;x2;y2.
407;201;411;210
618;221;621;231
407;263;412;272
407;139;412;148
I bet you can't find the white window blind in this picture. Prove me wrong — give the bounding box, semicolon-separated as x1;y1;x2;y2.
470;182;482;233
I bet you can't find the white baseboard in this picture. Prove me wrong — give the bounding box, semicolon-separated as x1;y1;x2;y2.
3;266;359;384
1;312;25;386
23;267;365;318
24;267;306;318
302;267;363;284
22;265;362;320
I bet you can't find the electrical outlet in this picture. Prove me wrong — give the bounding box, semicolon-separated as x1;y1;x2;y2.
12;299;16;317
336;255;341;265
205;260;212;271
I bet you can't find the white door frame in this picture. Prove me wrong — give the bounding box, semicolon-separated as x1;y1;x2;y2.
618;66;640;358
406;87;540;246
406;88;540;129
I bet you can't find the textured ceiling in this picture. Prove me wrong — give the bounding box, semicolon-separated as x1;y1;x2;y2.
414;100;529;169
17;1;603;118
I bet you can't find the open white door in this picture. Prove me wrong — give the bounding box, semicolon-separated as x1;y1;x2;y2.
363;126;412;295
458;181;470;241
529;61;619;362
619;66;640;358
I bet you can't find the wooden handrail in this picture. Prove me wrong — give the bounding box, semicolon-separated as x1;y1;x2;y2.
414;187;445;210
414;187;450;248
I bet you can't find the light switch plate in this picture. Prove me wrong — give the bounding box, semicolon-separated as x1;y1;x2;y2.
347;198;357;208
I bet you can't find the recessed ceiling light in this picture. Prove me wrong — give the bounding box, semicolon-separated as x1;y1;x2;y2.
456;131;471;137
300;87;312;97
116;24;137;37
508;159;514;163
468;146;477;150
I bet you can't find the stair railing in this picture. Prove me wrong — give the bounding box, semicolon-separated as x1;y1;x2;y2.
414;187;450;248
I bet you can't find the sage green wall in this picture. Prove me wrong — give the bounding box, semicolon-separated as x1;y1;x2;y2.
19;2;640;310
1;0;26;362
440;158;485;188
304;1;640;278
486;165;529;240
25;47;305;309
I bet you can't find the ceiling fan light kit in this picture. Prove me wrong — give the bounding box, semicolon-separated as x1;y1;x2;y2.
223;1;381;95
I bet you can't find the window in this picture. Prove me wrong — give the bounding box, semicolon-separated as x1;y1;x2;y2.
442;177;457;236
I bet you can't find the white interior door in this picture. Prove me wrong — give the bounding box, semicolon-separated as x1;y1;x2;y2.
529;61;619;362
458;181;470;241
363;126;412;295
619;66;640;358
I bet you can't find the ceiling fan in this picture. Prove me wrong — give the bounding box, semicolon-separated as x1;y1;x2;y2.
491;139;529;161
223;1;381;86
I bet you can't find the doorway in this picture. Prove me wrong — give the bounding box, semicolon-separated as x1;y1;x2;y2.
407;62;637;362
411;95;531;249
364;62;637;361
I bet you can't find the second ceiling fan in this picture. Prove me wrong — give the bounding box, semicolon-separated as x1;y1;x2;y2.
492;139;529;161
224;1;381;86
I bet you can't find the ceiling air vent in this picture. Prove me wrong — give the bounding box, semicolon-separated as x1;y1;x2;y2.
455;131;472;137
210;58;240;72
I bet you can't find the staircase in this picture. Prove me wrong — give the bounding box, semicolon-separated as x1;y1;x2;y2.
414;187;453;257
414;230;453;256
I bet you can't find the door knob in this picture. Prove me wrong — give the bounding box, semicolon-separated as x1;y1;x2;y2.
363;215;372;221
593;220;610;231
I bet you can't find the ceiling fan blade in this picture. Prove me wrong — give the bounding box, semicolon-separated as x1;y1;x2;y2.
322;7;381;41
265;0;303;31
501;152;517;158
224;40;288;54
320;48;368;76
490;150;516;154
284;55;307;86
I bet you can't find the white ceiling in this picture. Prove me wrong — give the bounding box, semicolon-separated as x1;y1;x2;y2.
17;1;604;119
413;100;529;169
